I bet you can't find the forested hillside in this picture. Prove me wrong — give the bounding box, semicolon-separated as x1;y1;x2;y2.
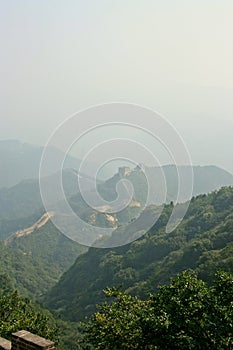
45;186;233;321
0;220;85;298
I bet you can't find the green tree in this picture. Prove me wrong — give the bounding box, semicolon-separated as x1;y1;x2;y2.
81;271;233;349
0;273;14;295
0;290;58;342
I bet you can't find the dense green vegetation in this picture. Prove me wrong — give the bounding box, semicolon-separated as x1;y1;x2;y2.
80;270;233;349
0;221;85;298
0;286;58;343
0;273;84;350
45;187;233;321
0;210;44;240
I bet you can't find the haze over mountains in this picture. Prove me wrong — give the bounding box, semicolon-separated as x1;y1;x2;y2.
0;139;82;188
1;1;232;348
0;138;233;242
0;138;233;348
1;139;233;191
0;139;232;247
0;139;232;272
1;139;233;218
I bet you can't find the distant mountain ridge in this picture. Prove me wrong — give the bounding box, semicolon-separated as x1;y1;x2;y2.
1;139;233;195
0;148;233;237
110;164;233;204
0;139;80;188
0;169;80;222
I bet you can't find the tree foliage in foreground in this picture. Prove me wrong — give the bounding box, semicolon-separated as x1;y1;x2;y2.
81;271;233;350
0;290;58;342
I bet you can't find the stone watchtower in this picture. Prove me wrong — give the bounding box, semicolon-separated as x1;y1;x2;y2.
118;166;131;177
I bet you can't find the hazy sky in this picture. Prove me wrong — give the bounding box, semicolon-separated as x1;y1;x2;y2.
0;1;233;173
